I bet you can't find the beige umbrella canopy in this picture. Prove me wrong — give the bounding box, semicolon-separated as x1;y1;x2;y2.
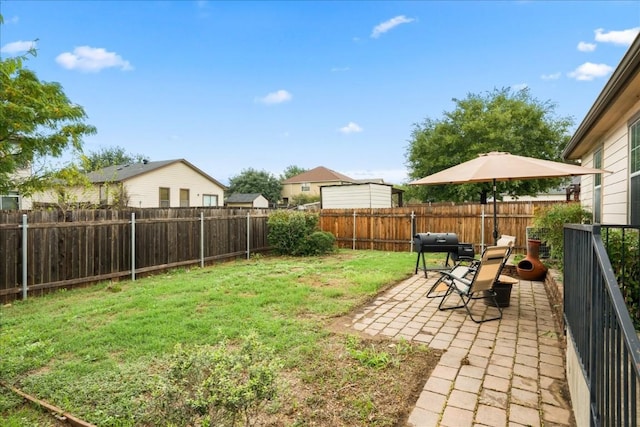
409;151;609;244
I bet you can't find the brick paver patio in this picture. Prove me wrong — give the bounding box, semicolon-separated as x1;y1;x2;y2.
342;273;575;427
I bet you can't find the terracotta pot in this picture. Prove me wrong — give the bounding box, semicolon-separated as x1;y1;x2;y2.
516;239;548;281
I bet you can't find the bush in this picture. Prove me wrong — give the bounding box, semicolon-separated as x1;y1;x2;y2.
532;202;591;264
267;211;335;256
300;231;336;256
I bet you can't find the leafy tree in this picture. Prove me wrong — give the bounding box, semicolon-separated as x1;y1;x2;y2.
0;33;96;196
405;87;574;203
280;165;308;180
227;168;282;206
81;145;147;172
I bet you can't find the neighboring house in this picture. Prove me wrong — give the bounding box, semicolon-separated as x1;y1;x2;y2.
1;166;33;210
281;166;357;205
502;177;581;202
563;33;640;225
31;159;226;208
321;183;401;208
225;193;269;208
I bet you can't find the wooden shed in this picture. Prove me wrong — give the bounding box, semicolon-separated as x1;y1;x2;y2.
225;193;270;208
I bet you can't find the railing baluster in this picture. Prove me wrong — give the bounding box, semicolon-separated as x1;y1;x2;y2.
565;224;640;427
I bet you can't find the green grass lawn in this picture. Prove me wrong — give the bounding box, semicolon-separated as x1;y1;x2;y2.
0;250;445;426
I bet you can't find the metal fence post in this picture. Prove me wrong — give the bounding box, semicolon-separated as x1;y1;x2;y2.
246;212;250;260
131;212;136;281
200;212;205;268
21;214;28;300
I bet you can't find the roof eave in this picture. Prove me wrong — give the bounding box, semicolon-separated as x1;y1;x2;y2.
563;33;640;160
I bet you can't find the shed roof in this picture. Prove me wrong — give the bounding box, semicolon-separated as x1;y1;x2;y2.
226;193;267;203
282;166;356;184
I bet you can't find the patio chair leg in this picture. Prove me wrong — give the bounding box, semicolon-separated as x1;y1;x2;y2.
464;292;503;323
437;285;465;311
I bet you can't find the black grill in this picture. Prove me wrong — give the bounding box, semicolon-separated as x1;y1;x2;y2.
414;232;475;276
413;232;459;252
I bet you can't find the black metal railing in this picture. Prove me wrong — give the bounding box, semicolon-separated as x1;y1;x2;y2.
564;224;640;427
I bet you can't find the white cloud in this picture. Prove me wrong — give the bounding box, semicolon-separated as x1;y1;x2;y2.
371;15;415;39
541;72;562;81
512;83;528;91
56;46;133;72
339;122;363;134
567;62;614;81
255;90;292;105
0;40;36;54
577;41;596;52
594;27;640;46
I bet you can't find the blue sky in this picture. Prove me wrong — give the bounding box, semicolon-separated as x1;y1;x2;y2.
1;1;640;185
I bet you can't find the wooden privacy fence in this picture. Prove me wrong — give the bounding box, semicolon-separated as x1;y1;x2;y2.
0;208;271;302
319;201;562;254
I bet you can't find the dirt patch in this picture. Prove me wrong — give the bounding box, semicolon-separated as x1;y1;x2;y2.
257;332;442;426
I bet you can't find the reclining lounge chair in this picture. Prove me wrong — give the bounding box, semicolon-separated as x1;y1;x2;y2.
437;245;511;323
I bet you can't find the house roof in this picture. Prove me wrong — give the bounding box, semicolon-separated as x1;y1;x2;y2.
86;159;227;189
282;166;356;184
563;32;640;160
226;193;266;203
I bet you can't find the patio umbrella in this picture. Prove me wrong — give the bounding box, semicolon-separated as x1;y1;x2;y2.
409;151;609;245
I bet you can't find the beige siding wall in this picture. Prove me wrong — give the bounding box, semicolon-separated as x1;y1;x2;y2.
581;99;640;224
124;162;224;208
254;195;269;208
282;180;345;201
29;186;100;207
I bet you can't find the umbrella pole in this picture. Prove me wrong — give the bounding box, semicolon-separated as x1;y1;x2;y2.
493;179;498;246
481;205;485;253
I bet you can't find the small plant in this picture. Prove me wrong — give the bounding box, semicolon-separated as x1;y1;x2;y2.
532;202;592;265
146;333;282;427
345;335;391;369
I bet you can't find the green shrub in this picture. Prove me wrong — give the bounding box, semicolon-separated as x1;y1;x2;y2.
146;333;282;427
532;202;591;264
603;228;640;327
299;231;336;256
267;211;335;256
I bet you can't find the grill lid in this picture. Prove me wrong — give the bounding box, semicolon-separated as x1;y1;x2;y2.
413;232;459;251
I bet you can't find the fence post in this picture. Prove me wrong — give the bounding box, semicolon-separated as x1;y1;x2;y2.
21;214;28;300
131;212;136;281
410;211;415;253
352;210;357;250
246;212;251;259
200;212;205;268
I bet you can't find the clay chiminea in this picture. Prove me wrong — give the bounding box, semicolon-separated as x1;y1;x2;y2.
516;239;548;281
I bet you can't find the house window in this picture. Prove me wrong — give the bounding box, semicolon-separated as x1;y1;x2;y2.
301;182;310;192
0;191;19;210
593;148;602;224
159;187;170;207
180;189;189;207
203;194;218;206
99;185;108;205
631;120;640;224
